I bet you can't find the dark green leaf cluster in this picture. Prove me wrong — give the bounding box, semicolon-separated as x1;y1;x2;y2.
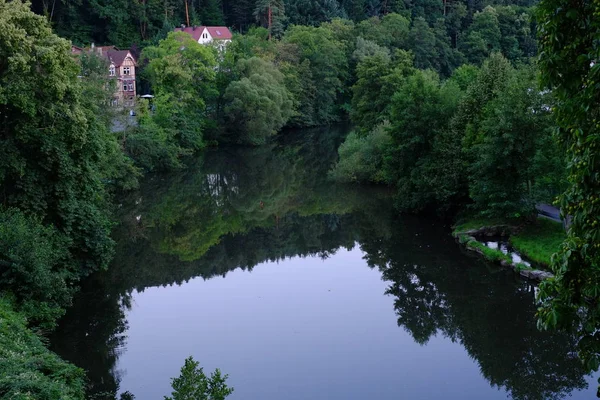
0;298;85;400
165;357;234;400
535;0;600;380
125;32;218;170
0;0;126;313
334;51;566;220
224;57;294;144
0;209;75;329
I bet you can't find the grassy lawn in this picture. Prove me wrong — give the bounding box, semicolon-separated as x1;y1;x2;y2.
510;218;566;267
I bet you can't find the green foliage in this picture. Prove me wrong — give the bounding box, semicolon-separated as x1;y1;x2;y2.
408;17;437;70
282;24;348;125
165;357;233;400
130;32;218;169
224;57;294;144
467;64;554;219
350;45;414;133
460;6;501;64
0;209;75;329
535;0;600;375
384;69;462;210
355;13;410;50
0;298;85;400
511;219;565;267
254;0;287;37
286;0;346;26
329;123;392;183
0;0;115;277
200;0;226;25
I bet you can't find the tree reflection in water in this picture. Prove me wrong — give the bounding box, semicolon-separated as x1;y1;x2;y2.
51;125;589;400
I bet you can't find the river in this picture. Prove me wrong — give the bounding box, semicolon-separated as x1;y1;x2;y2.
50;125;599;400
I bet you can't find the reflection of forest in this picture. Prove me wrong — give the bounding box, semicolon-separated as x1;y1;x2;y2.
51;126;589;400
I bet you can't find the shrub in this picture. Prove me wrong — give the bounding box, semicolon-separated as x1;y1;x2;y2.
329;123;392;183
0;208;76;329
0;298;85;400
165;357;234;400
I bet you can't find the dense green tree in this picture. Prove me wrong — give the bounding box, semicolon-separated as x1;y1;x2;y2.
224;57;294;144
343;0;367;21
254;0;286;37
460;6;501;64
448;63;480;90
432;17;463;76
231;0;257;30
165;357;233;400
445;2;467;47
404;0;443;23
355;13;410;50
200;0;226;25
351;46;414;132
384;69;462;210
535;0;600;378
286;0;346;25
0;0;116;277
468;65;555;219
419;53;512;210
133;31;218;169
282;24;348;125
329;123;392;183
0;298;85;400
0;209;73;328
408;17;437;70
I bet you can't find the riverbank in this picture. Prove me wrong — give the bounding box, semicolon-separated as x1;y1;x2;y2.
453;217;565;281
0;298;85;399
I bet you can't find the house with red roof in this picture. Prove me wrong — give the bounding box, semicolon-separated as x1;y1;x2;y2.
174;25;232;50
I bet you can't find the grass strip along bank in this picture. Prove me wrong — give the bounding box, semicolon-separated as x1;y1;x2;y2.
453;217;565;280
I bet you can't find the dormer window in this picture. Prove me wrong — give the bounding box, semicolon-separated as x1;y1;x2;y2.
123;66;130;75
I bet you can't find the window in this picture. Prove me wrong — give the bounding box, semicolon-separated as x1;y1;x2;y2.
109;65;115;76
123;83;128;91
203;33;208;39
128;83;134;92
123;66;130;75
111;98;118;106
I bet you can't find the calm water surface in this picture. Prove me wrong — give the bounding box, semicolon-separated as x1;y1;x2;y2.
51;126;599;399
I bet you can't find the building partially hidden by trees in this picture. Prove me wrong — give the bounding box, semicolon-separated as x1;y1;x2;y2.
71;44;138;107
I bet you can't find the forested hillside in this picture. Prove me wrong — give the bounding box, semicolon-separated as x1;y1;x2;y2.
31;0;537;69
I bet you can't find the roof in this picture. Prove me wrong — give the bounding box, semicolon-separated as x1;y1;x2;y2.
174;26;232;41
105;50;136;67
96;45;117;53
206;27;232;40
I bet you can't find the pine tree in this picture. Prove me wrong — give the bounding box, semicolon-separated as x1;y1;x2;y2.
253;0;286;38
201;0;225;25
